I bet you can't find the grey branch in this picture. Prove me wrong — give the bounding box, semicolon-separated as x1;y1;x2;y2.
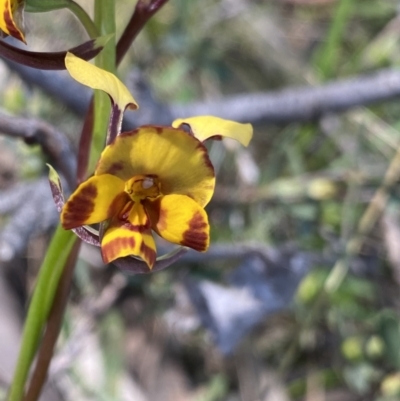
172;69;400;124
0;111;76;262
4;55;400;125
2;59;90;116
0;178;60;262
0;110;76;187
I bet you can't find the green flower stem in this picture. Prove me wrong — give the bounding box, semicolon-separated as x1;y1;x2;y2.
24;240;81;401
89;0;116;171
67;1;99;39
8;227;77;401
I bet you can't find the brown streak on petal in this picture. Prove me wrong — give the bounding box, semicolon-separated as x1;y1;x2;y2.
182;211;208;251
107;162;124;175
3;0;24;42
62;184;97;229
119;128;139;138
123;236;135;249
197;142;214;173
101;242;115;264
143;198;164;232
108;192;128;217
206;135;223;141
122;221;149;233
102;235;136;264
156;207;167;232
140;241;156;268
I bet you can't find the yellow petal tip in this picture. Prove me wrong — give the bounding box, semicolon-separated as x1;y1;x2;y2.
172;116;253;147
65;52;139;111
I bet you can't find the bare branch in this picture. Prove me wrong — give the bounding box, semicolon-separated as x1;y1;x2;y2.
172;68;400;124
0;58;91;116
0;178;59;262
4;59;400;126
0;110;76;187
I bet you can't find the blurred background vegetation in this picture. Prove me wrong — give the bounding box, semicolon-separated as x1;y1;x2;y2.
2;0;400;400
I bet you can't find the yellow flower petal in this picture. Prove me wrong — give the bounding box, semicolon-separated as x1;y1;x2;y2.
65;52;138;111
172;116;253;147
0;0;25;42
96;126;216;208
61;174;126;229
101;201;156;268
146;194;209;252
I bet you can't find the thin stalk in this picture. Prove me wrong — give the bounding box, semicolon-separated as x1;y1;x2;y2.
77;0;170;182
116;0;170;65
89;0;116;169
77;100;94;183
8;227;76;401
23;240;81;401
67;1;99;39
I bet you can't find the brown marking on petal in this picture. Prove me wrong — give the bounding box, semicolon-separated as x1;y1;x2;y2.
178;123;194;136
206;135;223;142
121;219;151;233
118;200;133;221
122;236;135;249
157;207;168;231
140;241;156;268
101;235;136;264
3;0;24;42
181;211;209;251
108;192;129;218
106;162;124;175
154;126;163;135
142;198;165;233
196;141;215;174
119;128;139;138
122;222;143;232
62;184;97;229
101;241;117;264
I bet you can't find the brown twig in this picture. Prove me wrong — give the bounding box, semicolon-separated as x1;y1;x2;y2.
0;37;106;70
76;101;94;184
23;239;81;401
116;0;170;65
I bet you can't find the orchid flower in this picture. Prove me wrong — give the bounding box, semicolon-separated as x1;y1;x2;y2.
50;53;253;270
0;0;25;42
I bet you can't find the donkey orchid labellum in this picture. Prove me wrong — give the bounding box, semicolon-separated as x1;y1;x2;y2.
51;53;253;270
0;0;25;42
